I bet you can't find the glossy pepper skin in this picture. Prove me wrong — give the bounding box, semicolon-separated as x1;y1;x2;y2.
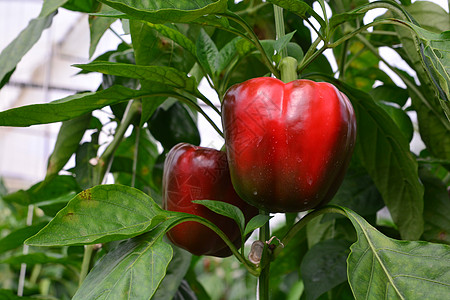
222;78;356;213
163;143;258;257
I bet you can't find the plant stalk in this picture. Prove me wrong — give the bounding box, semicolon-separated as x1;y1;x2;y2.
79;245;95;287
273;5;287;58
258;210;271;300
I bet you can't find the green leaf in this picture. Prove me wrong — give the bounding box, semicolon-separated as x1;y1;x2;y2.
0;222;47;254
97;0;228;24
407;22;450;117
216;37;240;76
196;28;219;77
420;167;450;244
192;200;245;236
341;206;450;300
73;141;100;190
393;1;450;119
273;31;296;54
370;84;410;107
46;113;92;179
244;214;272;237
148;102;201;150
25;184;169;246
331;160;384;218
267;0;325;28
0;86;154;127
74;62;198;95
328;78;425;240
129;20;167;126
0;0;68;85
378;102;414;142
391;3;450;159
73;228;172;300
301;239;351;300
63;0;99;13
89;4;117;58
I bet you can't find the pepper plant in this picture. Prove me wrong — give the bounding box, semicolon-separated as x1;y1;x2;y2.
0;0;449;299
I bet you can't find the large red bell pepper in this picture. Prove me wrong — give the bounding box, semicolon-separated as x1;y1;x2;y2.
163;143;258;257
222;78;356;213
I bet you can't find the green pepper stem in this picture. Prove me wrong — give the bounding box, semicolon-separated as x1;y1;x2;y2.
279;57;298;83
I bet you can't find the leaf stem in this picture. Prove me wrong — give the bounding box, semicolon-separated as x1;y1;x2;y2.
273;206;345;259
168;215;260;276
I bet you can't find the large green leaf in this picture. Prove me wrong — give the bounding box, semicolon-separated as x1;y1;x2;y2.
73;228;172;300
301;239;351;300
0;0;68;87
331;160;384;218
145;23;197;57
74;62;199;95
25;184;169;246
148;102;201;150
420;167;450;244
328;78;424;240
129;20;167;126
97;0;228;24
196;28;219;77
153;244;192;300
342;207;450;300
0;86;157;127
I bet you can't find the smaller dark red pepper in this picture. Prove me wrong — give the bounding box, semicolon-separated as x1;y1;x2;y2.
163;143;258;257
